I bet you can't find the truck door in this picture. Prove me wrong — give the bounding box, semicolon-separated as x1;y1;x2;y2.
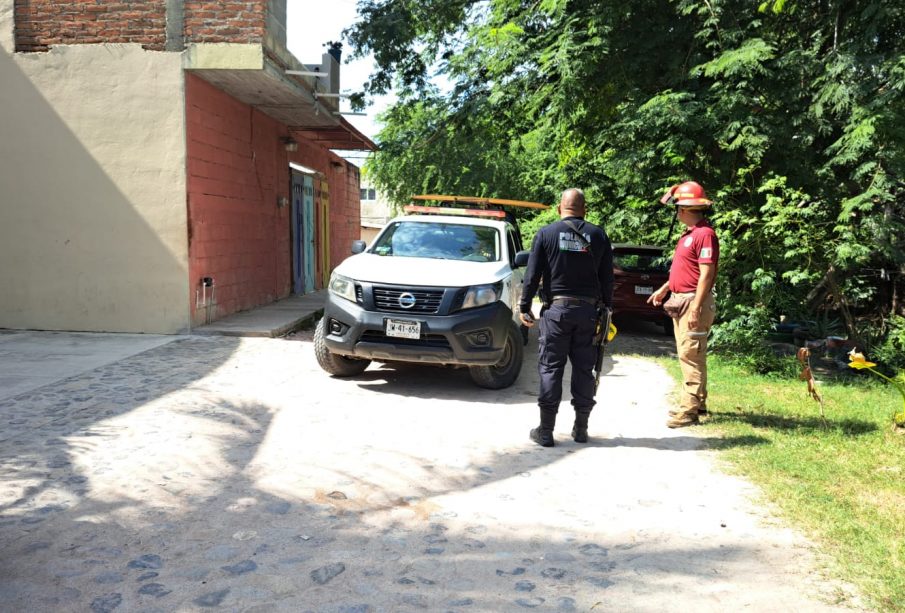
506;226;524;312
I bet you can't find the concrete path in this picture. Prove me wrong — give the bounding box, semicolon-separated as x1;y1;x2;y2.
0;326;865;612
0;330;177;401
192;292;326;338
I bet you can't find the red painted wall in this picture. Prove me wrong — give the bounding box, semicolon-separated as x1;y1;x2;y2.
333;162;361;269
185;74;360;326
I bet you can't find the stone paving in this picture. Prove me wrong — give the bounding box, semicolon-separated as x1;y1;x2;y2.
0;326;866;612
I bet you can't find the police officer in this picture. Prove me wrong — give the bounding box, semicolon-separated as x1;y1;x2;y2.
520;188;614;447
647;181;719;427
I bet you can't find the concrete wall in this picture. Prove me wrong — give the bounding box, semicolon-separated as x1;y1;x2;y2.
0;22;189;332
359;179;393;235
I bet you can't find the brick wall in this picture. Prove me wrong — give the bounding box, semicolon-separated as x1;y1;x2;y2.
331;163;361;270
186;74;360;326
14;0;167;52
186;73;285;324
183;1;266;44
14;0;271;52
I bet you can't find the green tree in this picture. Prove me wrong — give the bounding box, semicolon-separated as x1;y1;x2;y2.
346;0;905;350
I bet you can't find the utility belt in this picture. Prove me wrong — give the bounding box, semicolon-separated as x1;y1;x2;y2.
550;295;598;307
663;291;697;319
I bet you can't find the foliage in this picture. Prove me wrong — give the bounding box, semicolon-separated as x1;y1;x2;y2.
710;305;795;375
848;350;905;428
872;315;905;372
654;354;905;612
345;0;905;352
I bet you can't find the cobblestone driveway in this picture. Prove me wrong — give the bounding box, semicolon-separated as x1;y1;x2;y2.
0;325;863;612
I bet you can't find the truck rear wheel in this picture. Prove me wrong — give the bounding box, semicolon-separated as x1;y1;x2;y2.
314;317;371;377
469;320;524;389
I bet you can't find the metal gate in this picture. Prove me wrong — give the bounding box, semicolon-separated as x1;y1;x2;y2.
291;171;316;294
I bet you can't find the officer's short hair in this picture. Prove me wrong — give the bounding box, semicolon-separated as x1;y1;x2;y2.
562;188;585;209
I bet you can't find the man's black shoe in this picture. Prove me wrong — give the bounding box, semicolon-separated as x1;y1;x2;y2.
571;426;588;443
530;427;554;447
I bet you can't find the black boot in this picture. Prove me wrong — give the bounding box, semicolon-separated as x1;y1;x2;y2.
529;409;557;447
572;410;590;443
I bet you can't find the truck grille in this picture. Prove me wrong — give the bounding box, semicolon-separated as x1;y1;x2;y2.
359;331;451;349
372;286;444;314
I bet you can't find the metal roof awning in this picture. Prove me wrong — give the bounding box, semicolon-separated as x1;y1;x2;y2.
184;43;376;151
291;118;376;152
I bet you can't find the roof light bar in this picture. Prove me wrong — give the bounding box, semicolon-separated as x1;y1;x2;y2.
403;205;507;218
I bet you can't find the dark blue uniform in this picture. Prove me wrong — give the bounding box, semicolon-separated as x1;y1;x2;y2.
520;217;613;421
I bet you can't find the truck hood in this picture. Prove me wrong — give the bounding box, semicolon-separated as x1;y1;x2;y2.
335;253;511;287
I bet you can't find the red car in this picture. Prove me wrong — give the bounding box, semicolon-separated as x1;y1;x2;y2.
611;243;672;334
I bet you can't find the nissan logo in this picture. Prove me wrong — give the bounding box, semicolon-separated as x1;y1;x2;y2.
398;293;416;309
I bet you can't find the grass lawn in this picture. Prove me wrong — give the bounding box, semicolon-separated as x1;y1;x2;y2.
654;355;905;612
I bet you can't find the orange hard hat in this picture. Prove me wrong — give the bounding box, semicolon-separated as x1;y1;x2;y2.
659;181;713;207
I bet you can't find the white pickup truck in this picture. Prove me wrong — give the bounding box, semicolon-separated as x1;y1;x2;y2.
314;206;532;388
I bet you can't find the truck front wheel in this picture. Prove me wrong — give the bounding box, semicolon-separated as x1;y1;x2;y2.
469;320;524;389
314;317;371;377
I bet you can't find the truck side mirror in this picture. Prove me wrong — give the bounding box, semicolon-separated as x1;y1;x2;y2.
514;250;530;267
351;240;367;254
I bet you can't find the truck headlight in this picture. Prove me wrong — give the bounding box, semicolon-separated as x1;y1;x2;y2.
461;282;502;310
329;273;356;302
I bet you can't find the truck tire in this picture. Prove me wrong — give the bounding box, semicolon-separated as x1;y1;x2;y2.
469;320;524;389
314;317;370;377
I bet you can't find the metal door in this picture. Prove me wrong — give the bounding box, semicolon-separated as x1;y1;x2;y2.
302;174;316;293
291;172;305;294
319;179;331;287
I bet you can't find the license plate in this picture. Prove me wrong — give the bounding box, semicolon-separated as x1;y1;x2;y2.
386;319;421;339
634;286;654;295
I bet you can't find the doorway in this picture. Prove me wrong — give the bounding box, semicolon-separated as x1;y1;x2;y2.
290;169;316;294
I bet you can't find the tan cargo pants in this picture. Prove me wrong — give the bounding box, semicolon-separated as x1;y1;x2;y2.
672;292;716;415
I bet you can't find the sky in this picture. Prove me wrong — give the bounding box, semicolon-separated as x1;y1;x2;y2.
285;0;393;163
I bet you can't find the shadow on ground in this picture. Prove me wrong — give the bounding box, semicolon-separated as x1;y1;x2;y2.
708;410;878;436
608;318;676;358
0;328;861;611
584;434;770;451
0;337;241;518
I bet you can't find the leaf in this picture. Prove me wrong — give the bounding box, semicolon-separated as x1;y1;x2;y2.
693;38;776;79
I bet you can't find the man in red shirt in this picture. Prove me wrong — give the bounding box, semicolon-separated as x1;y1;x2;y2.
647;181;719;427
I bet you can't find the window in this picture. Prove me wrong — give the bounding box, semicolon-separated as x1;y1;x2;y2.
370;222;501;262
506;229;519;267
613;250;669;273
360;187;377;201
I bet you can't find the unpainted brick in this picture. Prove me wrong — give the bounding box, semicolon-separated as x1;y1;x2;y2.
13;0;166;49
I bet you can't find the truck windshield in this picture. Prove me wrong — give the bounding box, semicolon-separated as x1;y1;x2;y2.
370;221;500;262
